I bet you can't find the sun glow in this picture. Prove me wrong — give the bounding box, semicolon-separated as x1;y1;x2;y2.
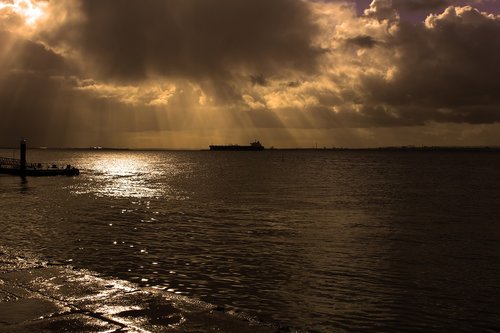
0;0;47;27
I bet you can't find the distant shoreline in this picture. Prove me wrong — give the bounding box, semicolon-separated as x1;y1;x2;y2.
1;146;500;152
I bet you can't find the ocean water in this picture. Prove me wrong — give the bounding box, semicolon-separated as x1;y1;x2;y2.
1;149;499;332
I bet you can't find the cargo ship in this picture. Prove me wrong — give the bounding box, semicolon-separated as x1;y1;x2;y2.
209;140;265;151
0;140;79;176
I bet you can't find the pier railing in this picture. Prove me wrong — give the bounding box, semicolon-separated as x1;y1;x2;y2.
1;157;48;169
0;157;20;167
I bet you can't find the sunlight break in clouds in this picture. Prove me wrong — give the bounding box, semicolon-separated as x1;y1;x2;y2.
1;0;500;148
0;0;47;29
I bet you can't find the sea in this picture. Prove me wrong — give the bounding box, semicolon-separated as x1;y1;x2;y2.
1;149;499;332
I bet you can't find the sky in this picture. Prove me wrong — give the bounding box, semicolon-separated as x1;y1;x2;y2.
0;0;499;148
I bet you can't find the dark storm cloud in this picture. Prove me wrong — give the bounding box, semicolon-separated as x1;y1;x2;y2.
0;29;77;145
357;6;500;125
52;0;321;82
345;35;378;48
0;30;70;75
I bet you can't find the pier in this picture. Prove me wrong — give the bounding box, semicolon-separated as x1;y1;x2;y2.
0;140;79;176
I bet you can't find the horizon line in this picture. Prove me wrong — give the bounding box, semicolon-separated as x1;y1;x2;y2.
2;145;500;151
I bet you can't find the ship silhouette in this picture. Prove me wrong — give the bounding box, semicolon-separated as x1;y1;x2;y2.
209;140;264;151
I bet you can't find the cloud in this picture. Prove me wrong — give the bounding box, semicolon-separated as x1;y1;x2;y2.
46;0;322;82
364;0;400;22
345;35;378;48
239;2;500;129
358;5;500;124
0;30;70;75
0;28;79;145
2;0;500;148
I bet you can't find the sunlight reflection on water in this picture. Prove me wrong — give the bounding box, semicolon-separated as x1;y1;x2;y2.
72;152;189;199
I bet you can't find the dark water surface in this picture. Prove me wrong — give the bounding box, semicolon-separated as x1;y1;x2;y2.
1;149;499;332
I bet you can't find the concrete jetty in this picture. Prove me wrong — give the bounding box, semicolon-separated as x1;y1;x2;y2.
0;248;277;332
